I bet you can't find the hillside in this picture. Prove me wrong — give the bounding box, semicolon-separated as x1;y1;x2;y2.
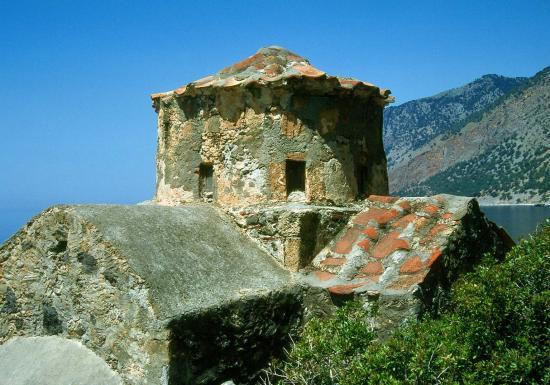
385;67;549;203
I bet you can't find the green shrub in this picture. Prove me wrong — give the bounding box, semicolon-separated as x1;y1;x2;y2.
264;300;376;385
265;221;549;384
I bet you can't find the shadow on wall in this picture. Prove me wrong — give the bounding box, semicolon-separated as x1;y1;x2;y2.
167;290;304;385
287;92;389;199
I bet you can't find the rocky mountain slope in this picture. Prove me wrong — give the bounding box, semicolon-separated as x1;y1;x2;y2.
385;67;549;203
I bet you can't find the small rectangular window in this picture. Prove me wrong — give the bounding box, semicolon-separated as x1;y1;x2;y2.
286;160;306;195
199;163;214;198
357;165;368;198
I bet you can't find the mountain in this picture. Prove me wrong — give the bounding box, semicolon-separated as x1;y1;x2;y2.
384;67;549;204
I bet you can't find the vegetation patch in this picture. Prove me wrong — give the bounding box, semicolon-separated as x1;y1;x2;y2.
264;221;549;384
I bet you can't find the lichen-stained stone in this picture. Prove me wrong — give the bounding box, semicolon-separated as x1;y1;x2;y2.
151;46;392;207
0;205;305;385
268;161;286;201
304;194;513;334
283;237;302;271
280;112;304;137
227;202;359;271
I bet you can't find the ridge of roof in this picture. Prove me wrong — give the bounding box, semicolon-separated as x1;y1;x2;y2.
151;46;393;103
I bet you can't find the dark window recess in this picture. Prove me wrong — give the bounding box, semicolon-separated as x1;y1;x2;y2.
199;163;214;198
357;165;368;197
286;160;306;195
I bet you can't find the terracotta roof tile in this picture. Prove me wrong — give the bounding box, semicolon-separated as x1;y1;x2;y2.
321;257;347;266
314;270;336;281
328;282;368;295
151;46;392;103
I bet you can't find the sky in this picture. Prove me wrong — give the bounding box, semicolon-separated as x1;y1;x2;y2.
1;0;549;221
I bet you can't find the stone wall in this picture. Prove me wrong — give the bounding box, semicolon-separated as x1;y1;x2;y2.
226;203;360;271
167;288;304;385
154;85;388;207
0;205;310;385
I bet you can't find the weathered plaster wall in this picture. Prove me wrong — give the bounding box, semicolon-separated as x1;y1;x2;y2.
154;84;388;207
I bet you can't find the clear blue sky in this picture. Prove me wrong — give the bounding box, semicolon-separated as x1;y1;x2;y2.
1;0;549;212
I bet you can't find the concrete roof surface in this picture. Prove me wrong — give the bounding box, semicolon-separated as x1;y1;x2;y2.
71;204;292;319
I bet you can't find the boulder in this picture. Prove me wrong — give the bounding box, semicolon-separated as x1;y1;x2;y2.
0;336;122;385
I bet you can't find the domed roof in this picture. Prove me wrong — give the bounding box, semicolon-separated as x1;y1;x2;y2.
152;46;392;103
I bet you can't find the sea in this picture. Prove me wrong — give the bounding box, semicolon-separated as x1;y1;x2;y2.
0;205;549;245
480;205;550;242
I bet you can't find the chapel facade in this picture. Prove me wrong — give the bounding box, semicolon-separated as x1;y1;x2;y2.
151;46;393;206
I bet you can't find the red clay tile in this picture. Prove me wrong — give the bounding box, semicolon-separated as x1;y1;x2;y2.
293;64;325;77
422;204;440;216
429;223;450;237
368;195;399;204
355;273;381;283
357;239;371;251
264;63;283;76
400;256;424;274
333;227;362;254
158;47;392;102
392;213;420;229
442;212;453;220
287;53;303;62
174;86;188;95
360;261;384;275
222;53;263;73
327;282;366;295
427;248;442;267
321;257;346;266
338;78;361;88
362;226;379;240
314;271;336;281
372;232;410;259
353;208;400;226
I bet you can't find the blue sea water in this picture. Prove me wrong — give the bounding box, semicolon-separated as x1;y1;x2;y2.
0;205;549;245
480;205;550;242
